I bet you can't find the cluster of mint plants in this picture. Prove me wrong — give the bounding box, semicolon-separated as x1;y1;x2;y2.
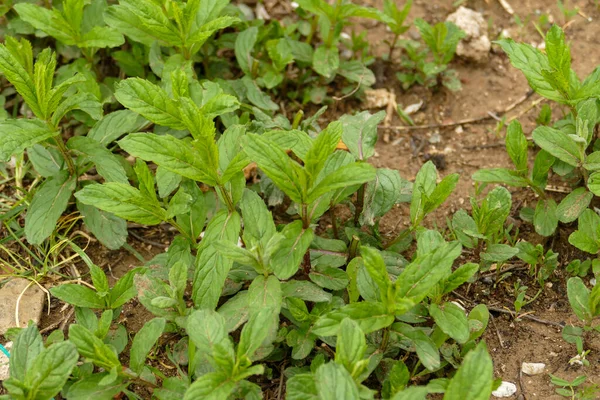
2;0;599;398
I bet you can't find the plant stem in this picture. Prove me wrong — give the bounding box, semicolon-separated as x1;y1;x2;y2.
388;34;400;61
330;204;339;239
347;235;360;261
168;218;195;244
383;229;410;250
292;110;304;129
122;369;159;389
301;203;310;229
305;16;319;44
379;327;390;352
218;185;236;214
353;183;365;225
55;134;76;176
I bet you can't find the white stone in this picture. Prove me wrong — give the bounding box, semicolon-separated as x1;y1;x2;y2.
0;278;46;335
521;362;545;375
0;342;12;381
492;381;517;398
404;100;423;115
591;278;596;286
446;7;491;63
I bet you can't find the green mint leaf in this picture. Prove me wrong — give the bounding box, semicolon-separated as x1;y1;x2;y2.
115;78;184;130
237;308;278;362
532;125;581;166
496;38;565;103
186;309;230;360
0;37;42;117
392;322;440;371
568;210;600;254
429;302;469;344
313;302;394;336
307;162;376;203
50;284;104;308
130;318;166;374
79;26;125;48
192;210;241;309
340;111;386;161
505;120;528;173
397;242;461;304
27;144;64;177
119;133;219;185
242;133;305;203
472;168;530;187
25;172;76;244
337;60;376;86
68;136;128;183
309;267;349;290
235;27;257;75
335;318;367;373
270;221;314;280
9;324;44;381
567;277;592;322
77;200;128;250
51;92;103;126
87;110;145;146
66;373;126;399
14;4;75;44
533;198;558;237
443;341;493;400
240;189;276;247
304;121;343;181
556;187;593;223
106;0;181;46
23;341;79;400
68;324;121;370
183;372;236;400
75;182;167;225
312;46;340;79
0;119;56;161
314;362;359;399
481;244;518;263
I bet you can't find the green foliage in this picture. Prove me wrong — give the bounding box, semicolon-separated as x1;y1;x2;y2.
396;19;465;91
0;0;508;398
475;25;600;240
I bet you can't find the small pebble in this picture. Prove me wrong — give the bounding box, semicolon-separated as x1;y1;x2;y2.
591;278;596;286
492;381;517;398
0;342;12;381
521;362;545;376
429;133;441;144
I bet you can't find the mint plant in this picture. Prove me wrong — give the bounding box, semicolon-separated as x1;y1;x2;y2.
396;19;465;91
0;0;508;398
474;25;600;238
14;0;124;61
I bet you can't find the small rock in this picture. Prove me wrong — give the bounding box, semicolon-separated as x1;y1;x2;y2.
522;362;546;375
363;89;395;109
0;278;46;335
446;7;491;63
492;381;517;398
0;342;11;381
454;125;464;134
591;278;597;286
404;100;423;115
429;133;441;144
255;3;270;20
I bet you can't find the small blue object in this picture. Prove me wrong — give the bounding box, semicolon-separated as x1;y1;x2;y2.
0;343;9;358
